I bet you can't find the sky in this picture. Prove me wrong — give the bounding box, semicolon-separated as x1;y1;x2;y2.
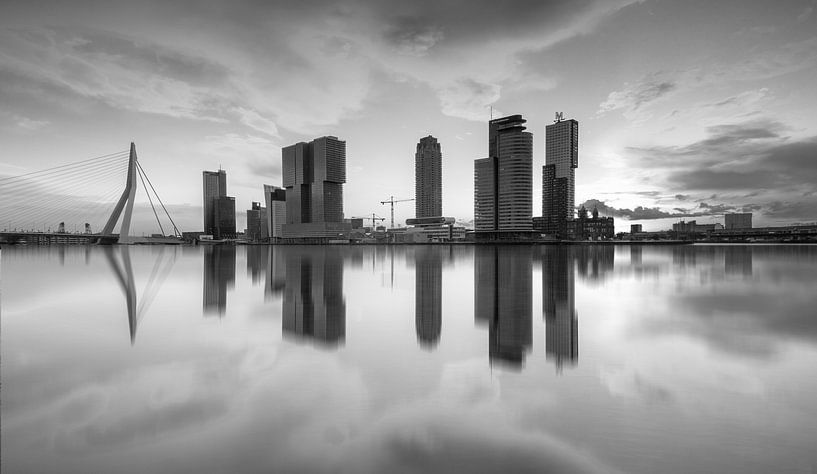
1;0;816;234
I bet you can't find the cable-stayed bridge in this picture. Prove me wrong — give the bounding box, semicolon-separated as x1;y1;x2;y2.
0;143;182;245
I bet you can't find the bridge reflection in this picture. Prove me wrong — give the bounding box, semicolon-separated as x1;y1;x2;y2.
104;246;177;343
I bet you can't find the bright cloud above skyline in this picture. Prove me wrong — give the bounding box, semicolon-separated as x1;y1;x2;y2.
1;0;816;233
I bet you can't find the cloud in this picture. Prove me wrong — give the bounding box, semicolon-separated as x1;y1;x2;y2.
598;72;677;115
384;18;444;56
14;115;49;131
579;198;752;221
439;79;501;122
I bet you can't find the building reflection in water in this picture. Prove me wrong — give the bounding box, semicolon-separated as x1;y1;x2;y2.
475;246;533;369
266;246;286;299
724;246;753;277
282;247;345;347
576;245;614;282
541;247;578;370
415;246;443;349
203;245;236;317
246;245;267;285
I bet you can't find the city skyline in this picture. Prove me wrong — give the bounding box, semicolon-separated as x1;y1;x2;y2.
2;1;817;234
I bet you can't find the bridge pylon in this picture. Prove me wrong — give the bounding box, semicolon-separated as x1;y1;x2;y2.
100;142;138;244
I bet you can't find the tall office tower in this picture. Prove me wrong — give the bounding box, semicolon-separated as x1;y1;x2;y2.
543;117;578;236
541;247;578;370
415;135;442;218
264;184;287;239
282;247;345;345
281;136;350;239
474;115;533;236
474;245;533;368
202;169;227;235
415;246;442;348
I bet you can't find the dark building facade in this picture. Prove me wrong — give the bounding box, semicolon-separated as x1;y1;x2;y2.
415;135;443;219
282;136;350;239
566;206;614;240
246;201;268;242
213;195;236;239
543;118;579;237
474;115;533;238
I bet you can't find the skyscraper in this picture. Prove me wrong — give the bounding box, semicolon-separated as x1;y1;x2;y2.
264;184;286;239
543;117;578;237
281;136;351;239
474;115;533;237
202;169;226;235
415;135;442;218
246;201;268;241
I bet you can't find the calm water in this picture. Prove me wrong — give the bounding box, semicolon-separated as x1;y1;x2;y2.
2;244;817;473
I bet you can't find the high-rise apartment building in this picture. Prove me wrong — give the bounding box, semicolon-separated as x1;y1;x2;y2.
264;184;286;239
474;115;533;237
213;196;236;239
202;169;227;235
415;136;442;218
543;117;578;237
281;136;350;239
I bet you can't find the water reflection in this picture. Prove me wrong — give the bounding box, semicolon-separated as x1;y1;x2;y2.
541;247;578;370
474;245;533;369
724;246;753;277
203;245;236;316
103;246;177;343
282;246;345;346
415;246;443;348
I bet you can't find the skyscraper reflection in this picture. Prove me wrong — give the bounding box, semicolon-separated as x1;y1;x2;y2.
265;246;286;299
474;245;533;369
203;245;236;317
246;245;267;285
541;247;578;370
415;246;443;348
282;247;345;346
576;245;614;282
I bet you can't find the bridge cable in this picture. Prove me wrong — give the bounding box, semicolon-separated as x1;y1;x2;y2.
136;163;166;236
135;160;182;237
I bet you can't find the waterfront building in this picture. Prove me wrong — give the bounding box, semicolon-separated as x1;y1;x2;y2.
202;169;227;235
281;136;351;240
725;212;753;230
264;184;286;239
631;224;643;234
566;206;615;240
214;195;236;239
246;201;268;242
416;136;443;218
543;117;579;237
474;115;533;238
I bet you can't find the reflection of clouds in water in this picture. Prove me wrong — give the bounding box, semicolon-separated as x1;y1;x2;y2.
600;368;674;403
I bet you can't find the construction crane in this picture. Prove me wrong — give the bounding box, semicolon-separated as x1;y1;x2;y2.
352;213;386;228
380;196;414;229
